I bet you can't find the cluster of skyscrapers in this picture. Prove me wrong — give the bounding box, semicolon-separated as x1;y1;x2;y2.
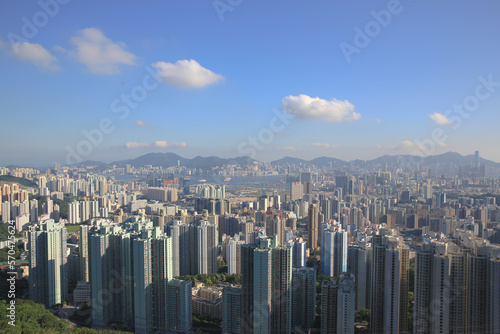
68;200;109;224
16;154;500;334
414;234;500;333
28;213;358;333
30;216;194;334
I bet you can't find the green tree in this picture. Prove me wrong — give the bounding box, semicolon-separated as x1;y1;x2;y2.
0;299;68;332
317;273;333;282
0;224;22;242
176;273;241;286
355;308;370;323
306;256;318;269
409;258;415;293
0;299;131;333
217;259;227;273
408;291;414;332
0;241;23;262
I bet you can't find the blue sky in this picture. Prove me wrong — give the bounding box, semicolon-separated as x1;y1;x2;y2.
1;0;500;167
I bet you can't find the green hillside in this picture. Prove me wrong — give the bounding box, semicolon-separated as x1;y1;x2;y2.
0;175;37;188
0;298;130;333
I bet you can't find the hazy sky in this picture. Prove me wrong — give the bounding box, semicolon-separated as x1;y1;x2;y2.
1;0;500;167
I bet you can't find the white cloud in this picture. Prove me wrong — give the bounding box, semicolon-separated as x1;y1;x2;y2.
429;112;452;125
312;143;340;149
400;140;424;151
125;142;150;149
154;141;168;148
135;120;148;127
69;28;137;74
152;59;224;88
125;141;187;149
153;141;187;148
277;146;297;152
1;40;58;70
53;45;67;53
281;94;360;123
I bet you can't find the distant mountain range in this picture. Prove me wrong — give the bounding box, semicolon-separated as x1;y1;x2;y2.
271;152;500;176
73;152;500;176
74;153;256;171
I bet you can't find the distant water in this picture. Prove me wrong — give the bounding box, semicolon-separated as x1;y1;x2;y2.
103;173;143;182
189;175;288;189
102;173;289;189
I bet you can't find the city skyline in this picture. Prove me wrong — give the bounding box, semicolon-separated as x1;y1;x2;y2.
1;1;500;166
3;2;500;332
2;153;500;333
0;149;498;171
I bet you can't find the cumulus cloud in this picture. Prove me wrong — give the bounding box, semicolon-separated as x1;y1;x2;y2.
135;120;148;127
152;59;224;88
153;141;187;148
68;28;137;74
125;142;150;149
429;112;452;125
0;40;58;70
125;141;187;149
281;94;360;123
400;140;423;151
312;143;340;149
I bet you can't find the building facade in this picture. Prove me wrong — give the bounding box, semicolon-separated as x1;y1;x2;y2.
28;219;68;308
